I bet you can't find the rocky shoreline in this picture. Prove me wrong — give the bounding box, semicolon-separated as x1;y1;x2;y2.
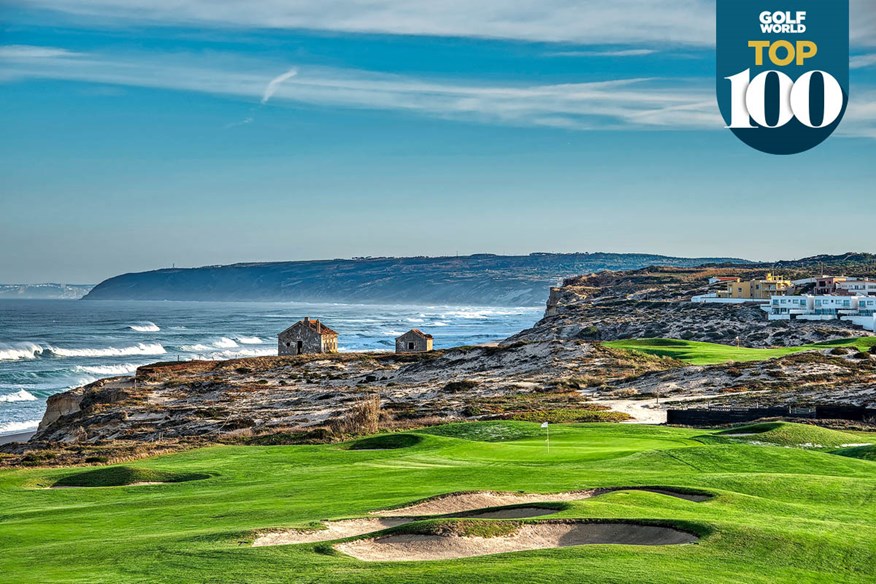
3;265;875;467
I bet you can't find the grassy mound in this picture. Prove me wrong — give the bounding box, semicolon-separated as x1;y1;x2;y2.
399;519;522;539
832;444;876;461
604;337;876;365
419;421;543;442
716;422;873;449
348;434;423;450
52;466;210;488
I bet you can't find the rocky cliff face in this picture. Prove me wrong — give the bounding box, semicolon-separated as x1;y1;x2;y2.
508;267;873;348
5;262;876;467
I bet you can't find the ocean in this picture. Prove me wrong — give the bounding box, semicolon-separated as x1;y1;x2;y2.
0;299;542;436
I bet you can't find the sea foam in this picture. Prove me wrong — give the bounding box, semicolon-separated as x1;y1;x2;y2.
0;419;42;434
129;322;160;332
75;364;141;375
48;343;167;358
0;343;43;361
0;390;38;403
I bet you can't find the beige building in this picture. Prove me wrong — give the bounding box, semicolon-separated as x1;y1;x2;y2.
723;273;792;300
395;329;433;353
278;317;338;356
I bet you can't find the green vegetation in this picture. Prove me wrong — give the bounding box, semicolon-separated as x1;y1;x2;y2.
833;445;876;461
407;519;523;538
1;421;875;583
604;337;876;365
348;434;423;450
712;422;873;449
51;466;210;488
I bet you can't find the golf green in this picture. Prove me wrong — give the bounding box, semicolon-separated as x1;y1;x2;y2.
1;421;874;583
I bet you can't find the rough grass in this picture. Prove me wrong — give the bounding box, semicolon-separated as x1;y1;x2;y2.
1;421;875;583
604;337;876;365
51;466;210;488
348;434;423;451
714;422;873;449
833;445;876;461
419;421;543;442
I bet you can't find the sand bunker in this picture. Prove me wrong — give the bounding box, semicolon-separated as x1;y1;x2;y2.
336;522;699;562
374;487;709;517
374;490;598;517
50;482;164;489
252;518;410;547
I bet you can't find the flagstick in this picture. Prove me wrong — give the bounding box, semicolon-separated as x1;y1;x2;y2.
546;423;550;453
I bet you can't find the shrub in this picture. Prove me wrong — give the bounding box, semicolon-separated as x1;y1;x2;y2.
329;395;380;437
443;380;479;393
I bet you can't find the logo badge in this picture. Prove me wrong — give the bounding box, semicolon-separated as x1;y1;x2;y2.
717;1;849;155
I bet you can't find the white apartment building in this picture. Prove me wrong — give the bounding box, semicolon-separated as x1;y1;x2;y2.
837;280;876;296
765;294;876;331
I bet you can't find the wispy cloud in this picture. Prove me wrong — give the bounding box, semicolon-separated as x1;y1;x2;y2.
548;49;658;58
15;0;876;47
1;45;873;138
0;44;80;58
0;46;720;131
851;54;876;70
261;68;298;104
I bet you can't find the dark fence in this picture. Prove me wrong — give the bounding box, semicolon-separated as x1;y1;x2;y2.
667;405;876;427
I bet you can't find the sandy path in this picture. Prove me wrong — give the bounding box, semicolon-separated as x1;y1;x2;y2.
252;518;410;547
373;490;598;517
336;522;698;562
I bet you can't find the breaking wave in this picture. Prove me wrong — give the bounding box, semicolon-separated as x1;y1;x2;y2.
48;343;167;358
0;390;38;403
0;419;41;434
129;322;160;332
181;338;246;352
236;336;264;345
75;364;141;375
198;347;275;360
0;343;43;361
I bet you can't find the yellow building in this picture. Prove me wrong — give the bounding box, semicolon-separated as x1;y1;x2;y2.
725;273;792;300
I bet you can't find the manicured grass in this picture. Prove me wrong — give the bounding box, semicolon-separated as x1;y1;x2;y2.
603;337;876;365
1;422;874;583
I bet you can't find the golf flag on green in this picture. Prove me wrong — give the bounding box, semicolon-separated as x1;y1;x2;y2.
542;422;549;452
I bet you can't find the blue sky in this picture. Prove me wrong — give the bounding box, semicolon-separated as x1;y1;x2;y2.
1;1;875;283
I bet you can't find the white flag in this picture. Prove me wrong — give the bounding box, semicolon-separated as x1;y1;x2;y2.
541;422;549;428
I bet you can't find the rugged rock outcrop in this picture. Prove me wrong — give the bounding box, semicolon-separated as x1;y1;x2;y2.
508;267;873;347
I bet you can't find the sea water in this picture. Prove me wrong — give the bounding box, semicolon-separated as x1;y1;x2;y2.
0;300;542;435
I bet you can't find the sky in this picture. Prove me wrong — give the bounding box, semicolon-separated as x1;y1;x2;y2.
1;1;875;284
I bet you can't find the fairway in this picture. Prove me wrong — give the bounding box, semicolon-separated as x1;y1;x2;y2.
1;422;875;583
604;337;876;365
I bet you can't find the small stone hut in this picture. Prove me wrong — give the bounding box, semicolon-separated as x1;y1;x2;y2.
395;329;433;353
278;317;339;356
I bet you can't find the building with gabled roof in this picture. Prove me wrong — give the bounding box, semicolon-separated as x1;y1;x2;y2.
278;317;338;356
395;329;433;353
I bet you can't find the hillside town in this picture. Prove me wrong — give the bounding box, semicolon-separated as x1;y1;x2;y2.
693;273;876;331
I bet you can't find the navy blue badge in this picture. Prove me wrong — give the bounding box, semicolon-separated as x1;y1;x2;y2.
717;1;849;155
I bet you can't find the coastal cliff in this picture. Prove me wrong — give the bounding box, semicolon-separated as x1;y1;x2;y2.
83;253;749;305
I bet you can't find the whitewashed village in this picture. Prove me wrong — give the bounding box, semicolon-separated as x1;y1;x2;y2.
693;273;876;332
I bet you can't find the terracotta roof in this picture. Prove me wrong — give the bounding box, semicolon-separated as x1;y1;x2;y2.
403;328;433;339
280;318;338;337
